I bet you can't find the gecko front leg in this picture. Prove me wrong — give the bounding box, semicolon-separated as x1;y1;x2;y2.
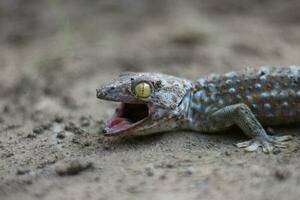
209;103;292;153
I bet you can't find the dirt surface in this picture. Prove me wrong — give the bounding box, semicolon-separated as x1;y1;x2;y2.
1;1;300;200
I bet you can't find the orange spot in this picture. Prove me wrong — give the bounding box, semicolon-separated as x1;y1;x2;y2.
253;94;258;100
194;85;201;90
248;85;253;91
272;101;279;108
223;84;229;89
192;97;198;103
239;86;244;91
160;102;166;107
283;83;289;88
206;92;211;97
191;107;198;113
163;112;169;118
270;76;276;81
266;83;272;89
199;98;204;104
172;96;177;103
288;91;294;97
171;105;176;110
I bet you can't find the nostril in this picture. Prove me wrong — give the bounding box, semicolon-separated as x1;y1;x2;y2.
110;86;115;90
96;89;107;98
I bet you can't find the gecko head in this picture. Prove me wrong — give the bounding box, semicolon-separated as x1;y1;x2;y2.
97;72;193;137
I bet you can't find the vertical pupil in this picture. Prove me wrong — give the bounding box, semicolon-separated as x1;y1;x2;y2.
141;83;145;96
135;82;150;97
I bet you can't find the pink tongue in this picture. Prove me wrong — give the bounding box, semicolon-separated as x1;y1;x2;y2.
108;117;132;128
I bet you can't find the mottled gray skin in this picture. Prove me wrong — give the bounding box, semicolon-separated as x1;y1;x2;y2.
97;67;300;153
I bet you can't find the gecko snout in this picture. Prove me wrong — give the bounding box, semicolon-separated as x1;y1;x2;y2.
96;88;107;99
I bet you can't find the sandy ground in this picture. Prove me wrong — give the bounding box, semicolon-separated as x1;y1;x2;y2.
1;1;300;200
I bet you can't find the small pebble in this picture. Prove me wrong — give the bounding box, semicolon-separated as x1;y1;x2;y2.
56;131;66;139
26;133;36;138
33;127;44;134
54;116;64;123
42;123;51;130
273;149;282;155
159;175;167;180
145;167;154;177
274;169;291;181
55;159;93;176
166;163;174;168
64;122;83;134
2;152;14;158
79;116;90;127
16;168;30;175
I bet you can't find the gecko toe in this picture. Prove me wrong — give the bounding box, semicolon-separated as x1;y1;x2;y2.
236;134;292;153
236;140;252;148
274;142;288;149
262;142;274;153
271;135;292;142
244;142;260;152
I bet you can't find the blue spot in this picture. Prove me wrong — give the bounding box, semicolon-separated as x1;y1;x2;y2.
270;91;277;97
218;99;224;106
260;92;269;98
203;96;210;103
228;88;236;93
252;104;258;109
208;83;217;93
198;79;206;87
279;90;288;97
264;103;272;110
225;79;233;85
282;102;289;107
288;111;296;116
194;103;202;110
236;95;243;100
257;66;269;76
195;90;205;98
254;83;262;89
247;95;253;102
296;91;300;97
289;65;299;76
260;75;267;82
224;71;239;78
211;94;218;101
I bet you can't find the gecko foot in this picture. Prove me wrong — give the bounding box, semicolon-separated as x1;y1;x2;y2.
236;135;292;153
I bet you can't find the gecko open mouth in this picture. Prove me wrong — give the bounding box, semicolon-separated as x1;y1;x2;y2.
104;103;149;136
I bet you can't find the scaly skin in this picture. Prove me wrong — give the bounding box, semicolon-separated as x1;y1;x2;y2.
97;66;300;153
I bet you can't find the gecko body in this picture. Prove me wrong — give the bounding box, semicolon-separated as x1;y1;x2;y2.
97;66;299;153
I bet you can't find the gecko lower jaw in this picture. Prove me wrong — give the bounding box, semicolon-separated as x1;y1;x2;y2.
103;103;150;136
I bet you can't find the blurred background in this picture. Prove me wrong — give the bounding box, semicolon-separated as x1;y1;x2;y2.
1;1;300;200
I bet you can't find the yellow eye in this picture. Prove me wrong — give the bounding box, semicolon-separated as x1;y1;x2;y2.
134;82;152;98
